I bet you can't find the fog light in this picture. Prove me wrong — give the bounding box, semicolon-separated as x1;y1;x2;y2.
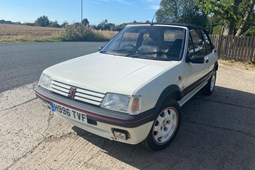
112;129;129;140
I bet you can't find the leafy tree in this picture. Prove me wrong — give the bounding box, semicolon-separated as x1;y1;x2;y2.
195;0;255;35
35;16;50;27
96;19;116;30
82;18;89;26
0;20;21;25
235;0;255;36
25;23;35;26
156;0;208;28
96;20;107;30
244;26;255;36
195;0;240;35
61;21;69;28
112;23;127;31
49;21;60;28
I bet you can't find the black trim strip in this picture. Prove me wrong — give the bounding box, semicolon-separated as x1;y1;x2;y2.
181;70;214;98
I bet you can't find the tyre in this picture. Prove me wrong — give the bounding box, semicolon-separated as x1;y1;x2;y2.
202;71;216;96
144;101;181;151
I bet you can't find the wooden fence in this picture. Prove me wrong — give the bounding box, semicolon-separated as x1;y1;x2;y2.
210;35;255;63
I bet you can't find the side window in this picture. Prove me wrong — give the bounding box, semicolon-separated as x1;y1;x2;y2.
201;30;213;54
189;29;212;57
188;34;195;53
190;29;204;56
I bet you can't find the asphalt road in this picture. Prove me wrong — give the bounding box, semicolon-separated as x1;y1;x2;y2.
0;42;106;93
0;64;255;170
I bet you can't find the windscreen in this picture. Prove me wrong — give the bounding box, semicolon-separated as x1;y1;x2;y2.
101;26;186;61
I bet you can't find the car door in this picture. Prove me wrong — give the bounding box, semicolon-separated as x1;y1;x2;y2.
183;29;208;91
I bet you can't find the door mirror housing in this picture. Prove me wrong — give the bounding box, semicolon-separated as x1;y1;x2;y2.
98;46;104;51
186;51;205;64
98;43;108;51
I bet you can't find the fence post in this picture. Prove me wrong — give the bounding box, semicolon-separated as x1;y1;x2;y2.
251;37;255;63
217;35;223;58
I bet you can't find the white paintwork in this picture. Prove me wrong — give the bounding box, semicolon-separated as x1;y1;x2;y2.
178;81;208;107
56;113;153;145
39;25;217;145
43;52;180;98
42;31;217;113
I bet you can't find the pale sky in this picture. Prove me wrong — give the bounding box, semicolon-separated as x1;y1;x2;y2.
0;0;161;25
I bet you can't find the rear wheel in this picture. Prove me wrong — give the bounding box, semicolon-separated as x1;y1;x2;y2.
202;71;216;96
144;101;181;151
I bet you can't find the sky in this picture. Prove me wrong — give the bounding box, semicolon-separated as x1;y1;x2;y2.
0;0;161;25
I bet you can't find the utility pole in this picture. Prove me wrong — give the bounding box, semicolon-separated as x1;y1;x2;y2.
81;0;83;24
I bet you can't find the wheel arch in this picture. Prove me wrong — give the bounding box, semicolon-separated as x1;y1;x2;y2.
154;85;181;114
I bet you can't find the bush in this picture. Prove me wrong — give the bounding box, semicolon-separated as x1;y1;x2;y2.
244;27;255;36
49;21;60;28
35;16;50;27
60;23;110;41
213;25;223;35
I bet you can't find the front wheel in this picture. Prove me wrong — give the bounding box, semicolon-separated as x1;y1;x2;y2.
144;101;181;151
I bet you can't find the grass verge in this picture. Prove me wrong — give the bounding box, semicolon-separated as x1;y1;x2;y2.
0;24;117;42
59;24;117;42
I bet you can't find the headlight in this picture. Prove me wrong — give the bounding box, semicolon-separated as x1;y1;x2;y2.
38;73;52;90
101;93;141;115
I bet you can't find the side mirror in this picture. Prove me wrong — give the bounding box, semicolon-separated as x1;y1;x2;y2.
186;51;205;64
98;46;103;51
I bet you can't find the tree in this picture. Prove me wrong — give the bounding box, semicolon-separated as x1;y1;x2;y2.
96;19;116;30
195;0;240;35
112;23;127;31
61;21;69;28
96;19;107;30
156;0;208;28
236;0;255;36
82;18;89;26
195;0;255;35
49;21;60;28
35;16;50;27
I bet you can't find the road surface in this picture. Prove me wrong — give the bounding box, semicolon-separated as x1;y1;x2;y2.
0;63;255;170
0;42;255;169
0;42;106;93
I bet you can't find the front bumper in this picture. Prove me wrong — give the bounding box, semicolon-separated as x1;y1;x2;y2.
35;86;154;144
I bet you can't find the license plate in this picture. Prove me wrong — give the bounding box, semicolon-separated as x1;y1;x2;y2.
50;101;87;124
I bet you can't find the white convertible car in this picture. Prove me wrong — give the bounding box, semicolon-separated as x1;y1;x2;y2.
35;23;218;151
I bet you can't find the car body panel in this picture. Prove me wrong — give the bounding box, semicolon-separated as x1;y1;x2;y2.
36;24;218;145
43;52;179;96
